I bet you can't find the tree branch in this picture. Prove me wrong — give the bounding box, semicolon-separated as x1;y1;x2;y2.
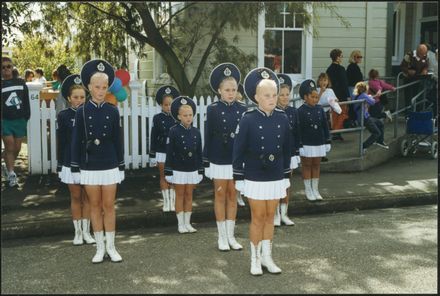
190;19;228;89
156;2;198;31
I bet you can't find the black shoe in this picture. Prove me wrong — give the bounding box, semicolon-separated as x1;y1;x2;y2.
332;134;344;141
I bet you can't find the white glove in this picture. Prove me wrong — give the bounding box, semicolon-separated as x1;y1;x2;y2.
235;180;244;193
290;156;299;170
299;147;305;156
284;178;291;189
197;174;203;183
295;155;301;164
119;170;125;182
149;158;157;167
72;172;81;184
325;144;331;152
205;165;211;179
165;175;173;183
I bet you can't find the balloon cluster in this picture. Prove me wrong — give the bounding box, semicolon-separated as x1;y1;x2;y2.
105;69;131;105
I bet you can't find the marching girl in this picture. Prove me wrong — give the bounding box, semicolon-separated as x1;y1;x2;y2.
149;85;179;212
164;96;203;234
297;79;331;202
273;73;298;227
71;59;125;263
204;63;247;251
233;67;291;275
57;74;95;246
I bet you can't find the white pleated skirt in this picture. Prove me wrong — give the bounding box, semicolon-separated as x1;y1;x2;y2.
166;170;202;185
156;152;166;163
58;166;75;184
300;145;327;157
208;163;233;180
80;167;122;185
243;179;289;200
290;156;300;169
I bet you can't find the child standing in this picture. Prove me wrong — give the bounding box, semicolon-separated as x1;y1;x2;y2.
274;73;298;227
165;96;204;234
57;74;95;246
235;82;247;207
353;81;389;152
204;63;247;251
234;67;291;275
368;69;395;121
149;85;179;212
71;59;125;263
298;79;331;202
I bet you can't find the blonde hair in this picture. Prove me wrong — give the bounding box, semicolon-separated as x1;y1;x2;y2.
256;79;277;94
219;76;237;90
349;50;362;63
353;81;368;96
90;72;109;85
178;104;193;114
317;72;332;88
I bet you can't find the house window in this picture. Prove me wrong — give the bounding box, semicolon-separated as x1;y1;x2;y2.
264;3;305;74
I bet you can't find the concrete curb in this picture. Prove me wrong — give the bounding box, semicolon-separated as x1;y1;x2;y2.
2;192;436;240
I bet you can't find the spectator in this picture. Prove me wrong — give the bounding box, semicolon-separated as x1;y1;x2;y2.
424;43;438;117
54;64;72;114
1;57;31;187
34;68;47;84
51;69;61;91
346;50;364;124
368;69;395;121
24;69;35;82
400;44;429;111
353;81;388;153
326;49;350;141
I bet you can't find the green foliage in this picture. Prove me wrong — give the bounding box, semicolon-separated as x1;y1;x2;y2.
12;34;78;80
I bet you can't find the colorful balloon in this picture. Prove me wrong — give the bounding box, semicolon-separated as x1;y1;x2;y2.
115;69;130;86
109;77;122;93
115;87;128;102
105;92;117;106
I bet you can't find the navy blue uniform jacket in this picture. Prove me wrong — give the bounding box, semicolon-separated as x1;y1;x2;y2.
232;108;291;182
165;123;204;175
203;100;247;166
149;112;176;158
56;107;77;169
297;103;331;146
276;105;301;156
70;100;124;172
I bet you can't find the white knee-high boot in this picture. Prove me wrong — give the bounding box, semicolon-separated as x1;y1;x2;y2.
162;190;170;212
72;220;83;245
176;212;188;233
82;219;96;244
274;204;281;226
311;178;323;200
260;240;282;274
280;203;295;226
225;220;242;250
250;241;263;276
303;179;316;201
184;212;197;233
92;231;105;263
216;221;230;251
169;188;176;211
105;231;122;262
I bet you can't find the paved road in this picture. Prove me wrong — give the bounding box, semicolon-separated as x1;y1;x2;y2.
1;204;437;294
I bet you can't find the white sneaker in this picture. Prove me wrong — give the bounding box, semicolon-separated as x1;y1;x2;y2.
385;110;393;122
374;142;389;149
8;172;18;187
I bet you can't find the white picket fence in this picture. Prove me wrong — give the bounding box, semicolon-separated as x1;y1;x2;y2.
26;81;301;175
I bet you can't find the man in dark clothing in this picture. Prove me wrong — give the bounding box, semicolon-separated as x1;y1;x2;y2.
1;57;31;187
400;44;429;112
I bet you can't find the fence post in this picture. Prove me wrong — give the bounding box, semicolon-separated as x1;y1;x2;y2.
129;80;142;169
26;82;44;174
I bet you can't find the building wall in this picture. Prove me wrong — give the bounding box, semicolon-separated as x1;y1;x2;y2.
312;2;389;80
